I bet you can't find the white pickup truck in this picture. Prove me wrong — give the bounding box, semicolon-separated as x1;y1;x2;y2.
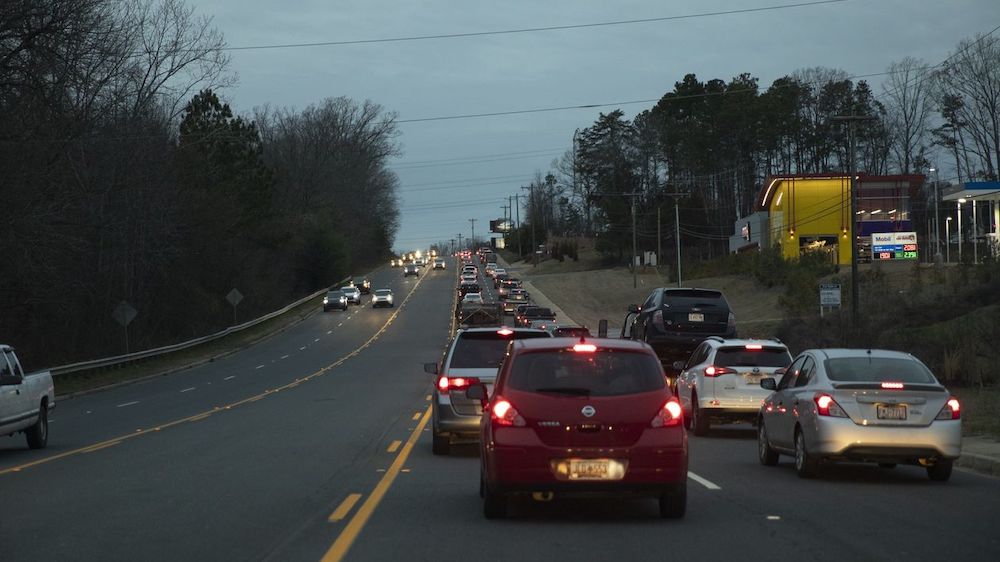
1;345;55;449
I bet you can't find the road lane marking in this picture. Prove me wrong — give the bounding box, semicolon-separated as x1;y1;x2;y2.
256;365;265;370
425;394;431;401
411;412;421;421
387;440;401;453
116;401;139;408
82;440;121;453
321;406;432;562
280;354;289;360
327;330;333;335
688;471;721;490
300;346;307;351
180;387;196;393
315;338;320;342
0;269;430;478
224;376;236;381
767;515;782;521
328;494;363;522
338;323;343;327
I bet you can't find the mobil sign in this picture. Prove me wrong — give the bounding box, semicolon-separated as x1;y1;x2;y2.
872;231;918;260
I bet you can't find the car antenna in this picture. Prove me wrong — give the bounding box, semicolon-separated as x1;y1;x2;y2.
867;348;872;364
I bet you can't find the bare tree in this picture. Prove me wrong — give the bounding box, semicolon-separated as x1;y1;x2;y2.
883;57;933;173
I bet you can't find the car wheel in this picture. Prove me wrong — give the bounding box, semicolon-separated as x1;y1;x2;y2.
794;429;820;478
691;395;709;436
878;462;897;469
927;458;953;482
26;403;48;449
758;422;779;466
658;481;686;519
483;483;508;519
432;433;450;456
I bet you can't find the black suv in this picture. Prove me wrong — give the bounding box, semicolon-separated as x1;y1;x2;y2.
623;288;736;374
352;277;372;294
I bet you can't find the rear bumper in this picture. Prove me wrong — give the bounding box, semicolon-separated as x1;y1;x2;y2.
646;330;737;359
697;406;759;421
811;418;962;460
433;400;482;437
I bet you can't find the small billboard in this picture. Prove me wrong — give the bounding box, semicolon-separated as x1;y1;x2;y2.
871;232;918;260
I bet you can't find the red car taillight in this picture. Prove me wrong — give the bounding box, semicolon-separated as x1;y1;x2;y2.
650;398;683;428
490;397;526;427
814;393;847;417
437;376;481;394
935;396;961;420
704;365;736;377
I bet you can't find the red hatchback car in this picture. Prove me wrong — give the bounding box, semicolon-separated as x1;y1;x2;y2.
470;337;688;519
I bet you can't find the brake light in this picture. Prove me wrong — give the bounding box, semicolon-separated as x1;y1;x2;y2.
573;343;597;353
437;376;480;393
881;382;904;389
491;397;526;427
650;398;683;428
745;344;763;350
652;309;665;331
704;366;736;377
814;393;847;417
936;396;961;420
497;328;513;336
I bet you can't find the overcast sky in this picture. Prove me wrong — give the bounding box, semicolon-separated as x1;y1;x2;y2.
197;0;999;251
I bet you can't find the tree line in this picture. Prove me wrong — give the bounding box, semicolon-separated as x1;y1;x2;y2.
515;32;1000;266
0;0;399;366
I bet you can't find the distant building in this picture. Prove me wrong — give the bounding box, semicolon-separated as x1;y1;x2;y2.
728;211;768;254
753;174;925;265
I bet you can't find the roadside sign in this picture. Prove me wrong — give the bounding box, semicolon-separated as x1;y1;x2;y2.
871;232;918;260
226;289;244;306
112;301;137;327
819;283;841;307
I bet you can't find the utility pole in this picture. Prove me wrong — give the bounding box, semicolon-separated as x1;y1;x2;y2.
521;185;537;266
457;233;463;251
514;194;522;258
658;192;685;287
469;218;477;250
833;114;877;329
657;206;662;271
449;238;455;255
594;191;642;288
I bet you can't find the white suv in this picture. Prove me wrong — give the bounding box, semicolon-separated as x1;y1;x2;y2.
674;337;792;436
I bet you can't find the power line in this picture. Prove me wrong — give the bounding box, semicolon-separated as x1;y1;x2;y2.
391;147;564;167
216;1;847;53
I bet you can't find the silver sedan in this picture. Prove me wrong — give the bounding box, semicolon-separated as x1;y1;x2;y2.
757;348;961;481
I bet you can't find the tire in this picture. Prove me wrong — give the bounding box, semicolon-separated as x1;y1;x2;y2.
26;403;48;449
432;432;450;456
758;422;779;466
691;396;710;436
927;458;953;482
483;483;508;519
794;429;820;479
658;482;687;519
878;462;897;469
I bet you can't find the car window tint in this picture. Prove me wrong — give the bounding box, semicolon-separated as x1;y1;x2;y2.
778;356;805;390
684;344;707;370
507;350;665;397
715;347;792;368
794;357;816;387
661;289;727;307
823;357;937;383
0;353;12;378
450;332;550;369
641;290;658;310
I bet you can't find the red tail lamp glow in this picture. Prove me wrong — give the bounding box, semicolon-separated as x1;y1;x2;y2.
573;343;597;353
881;382;904;389
651;398;683;428
497;328;514;336
745;344;763;350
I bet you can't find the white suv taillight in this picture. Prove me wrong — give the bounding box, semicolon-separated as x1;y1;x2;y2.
650;398;683;428
490;397;526;427
814;393;847;417
935;397;961;420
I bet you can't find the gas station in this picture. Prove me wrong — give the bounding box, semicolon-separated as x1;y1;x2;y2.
940;181;1000;263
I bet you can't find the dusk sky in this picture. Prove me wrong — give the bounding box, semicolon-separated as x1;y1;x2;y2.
196;0;1000;251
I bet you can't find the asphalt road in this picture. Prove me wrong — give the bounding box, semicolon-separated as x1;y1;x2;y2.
2;257;999;562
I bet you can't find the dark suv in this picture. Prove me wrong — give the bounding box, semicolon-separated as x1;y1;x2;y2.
623;288;736;374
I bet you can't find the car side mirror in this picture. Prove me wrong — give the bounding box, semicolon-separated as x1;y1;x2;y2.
628;304;640;314
598;319;608;338
424;362;439;375
760;378;777;391
466;384;488;408
672;361;686;372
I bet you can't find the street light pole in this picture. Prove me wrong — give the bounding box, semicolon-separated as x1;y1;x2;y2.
521;185;537;266
945;217;951;263
930;167;941;260
457;233;463;251
957;198;965;262
469;218;477;251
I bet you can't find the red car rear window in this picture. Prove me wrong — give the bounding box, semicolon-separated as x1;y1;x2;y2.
507;350;665;397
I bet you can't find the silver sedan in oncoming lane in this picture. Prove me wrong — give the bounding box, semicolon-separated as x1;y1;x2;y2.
757;348;962;481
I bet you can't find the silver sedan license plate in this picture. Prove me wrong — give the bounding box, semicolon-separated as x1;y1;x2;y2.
877;404;907;420
688;313;705;322
569;459;611;480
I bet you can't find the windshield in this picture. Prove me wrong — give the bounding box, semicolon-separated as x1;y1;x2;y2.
507;350;665;397
715;347;792;368
824;357;938;384
374;290;391;296
449;331;550;369
662;289;726;307
326;291;342;298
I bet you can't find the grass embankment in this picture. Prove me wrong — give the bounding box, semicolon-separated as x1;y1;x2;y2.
508;242;1000;437
55;291;326;396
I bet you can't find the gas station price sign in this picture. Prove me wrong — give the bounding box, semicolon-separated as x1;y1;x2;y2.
871;232;918;261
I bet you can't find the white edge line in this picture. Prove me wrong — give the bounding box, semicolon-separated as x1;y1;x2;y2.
688;471;722;490
224;375;236;381
280;354;289;359
180;387;196;393
255;365;264;370
116;401;140;408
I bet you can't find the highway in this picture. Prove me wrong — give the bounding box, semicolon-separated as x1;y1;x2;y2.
2;258;1000;561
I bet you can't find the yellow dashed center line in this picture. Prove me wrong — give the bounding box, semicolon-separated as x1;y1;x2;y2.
411;412;421;421
386;440;401;454
328;493;363;522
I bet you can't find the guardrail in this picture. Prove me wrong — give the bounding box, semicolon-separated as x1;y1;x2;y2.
48;278;348;377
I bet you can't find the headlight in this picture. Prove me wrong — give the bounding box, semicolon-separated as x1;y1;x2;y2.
323;298;328;304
